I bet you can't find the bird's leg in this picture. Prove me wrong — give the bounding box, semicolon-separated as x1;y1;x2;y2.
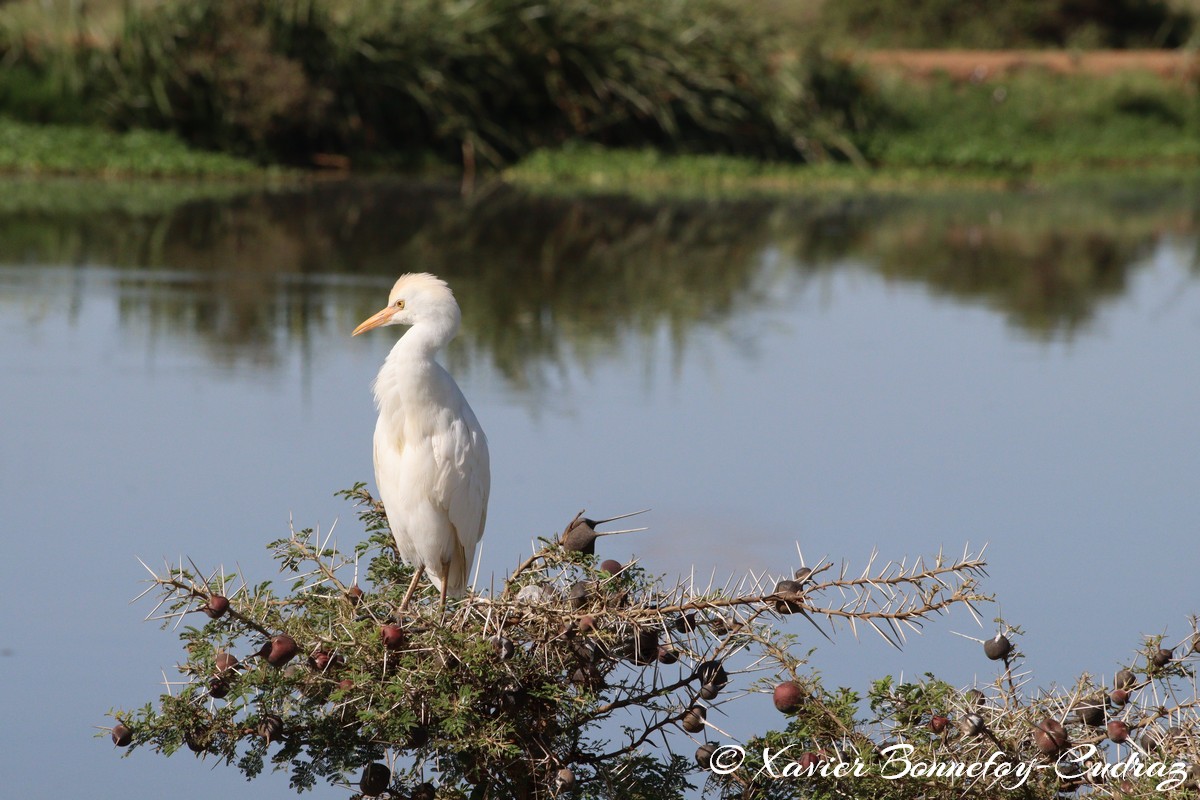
437;557;452;619
399;565;426;610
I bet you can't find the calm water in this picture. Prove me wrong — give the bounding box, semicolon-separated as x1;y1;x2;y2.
1;177;1198;797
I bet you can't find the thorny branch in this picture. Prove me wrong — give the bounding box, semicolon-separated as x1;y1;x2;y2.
111;494;1200;799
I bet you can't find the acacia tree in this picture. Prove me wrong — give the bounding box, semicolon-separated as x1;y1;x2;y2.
106;486;1200;799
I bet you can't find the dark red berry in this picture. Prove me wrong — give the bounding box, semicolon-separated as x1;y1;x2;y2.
773;680;805;713
203;595;229;619
261;635;298;668
257;713;283;744
381;624;406;651
983;634;1012;660
359;762;390;796
111;723;132;747
1033;718;1069;756
214;651;239;674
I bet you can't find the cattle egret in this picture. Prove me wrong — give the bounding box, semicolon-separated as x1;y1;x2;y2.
353;273;490;608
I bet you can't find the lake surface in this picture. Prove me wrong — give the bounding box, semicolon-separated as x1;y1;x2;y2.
1;176;1198;797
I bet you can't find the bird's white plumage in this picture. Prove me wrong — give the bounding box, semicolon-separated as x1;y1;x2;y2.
356;273;490;596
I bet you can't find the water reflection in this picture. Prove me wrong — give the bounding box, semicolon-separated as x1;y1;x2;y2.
4;176;1200;800
4;177;1197;383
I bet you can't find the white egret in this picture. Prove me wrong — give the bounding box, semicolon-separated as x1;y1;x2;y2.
353;273;490;608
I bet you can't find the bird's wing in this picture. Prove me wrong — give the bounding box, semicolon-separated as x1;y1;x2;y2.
430;397;491;561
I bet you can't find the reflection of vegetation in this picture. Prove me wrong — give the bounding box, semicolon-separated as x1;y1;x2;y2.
2;180;1198;385
0;177;261;215
862;205;1144;337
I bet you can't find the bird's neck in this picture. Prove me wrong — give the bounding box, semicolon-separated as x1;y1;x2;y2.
392;314;459;363
374;317;459;410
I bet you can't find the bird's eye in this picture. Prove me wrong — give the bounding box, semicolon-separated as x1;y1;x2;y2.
393;299;405;309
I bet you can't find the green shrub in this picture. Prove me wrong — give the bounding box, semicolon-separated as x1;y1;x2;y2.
97;0;334;160
3;0;885;166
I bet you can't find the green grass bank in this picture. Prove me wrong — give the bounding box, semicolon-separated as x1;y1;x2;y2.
1;0;1199;187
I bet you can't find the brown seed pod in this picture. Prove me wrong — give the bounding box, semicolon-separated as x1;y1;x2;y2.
308;650;341;672
1191;633;1200;655
1109;688;1130;706
568;581;592;610
209;677;231;699
490;635;515;661
695;660;729;690
560;514;600;554
1140;728;1164;752
695;742;717;769
337;678;355;692
257;713;284;744
111;723;132;747
359;762;391;797
1114;669;1136;690
1107;720;1130;744
983;634;1012;661
773;680;805;713
570;664;605;690
959;713;986;737
1033;718;1069;756
698;683;720;701
681;706;706;733
625;628;658;666
261;635;298;668
214;651;240;674
405;725;430;749
381;624;406;651
578;615;597;634
1151;647;1173;669
674;612;698;633
799;751;825;771
411;782;436;800
773;580;802;614
964;688;986;707
1165;725;1185;748
929;714;950;734
555;767;576;791
794;567;812;583
184;728;210;753
600;559;623;575
346;585;364;605
571;639;600;664
1075;696;1106;727
657;646;678;665
203;595;229;619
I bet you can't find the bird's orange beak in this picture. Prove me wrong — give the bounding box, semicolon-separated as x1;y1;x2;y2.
353;306;396;336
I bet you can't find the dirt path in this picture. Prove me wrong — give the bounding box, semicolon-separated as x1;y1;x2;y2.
850;49;1199;81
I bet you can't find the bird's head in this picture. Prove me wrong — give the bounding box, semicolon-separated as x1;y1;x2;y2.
353;273;461;336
